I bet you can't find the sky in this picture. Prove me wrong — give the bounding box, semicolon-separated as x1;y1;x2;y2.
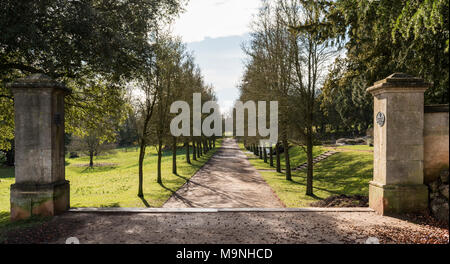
173;0;261;114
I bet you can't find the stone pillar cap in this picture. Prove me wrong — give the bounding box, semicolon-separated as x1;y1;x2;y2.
6;73;71;94
367;73;431;95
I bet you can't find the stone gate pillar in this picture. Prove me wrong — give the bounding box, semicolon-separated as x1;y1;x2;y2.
7;74;71;221
367;73;430;215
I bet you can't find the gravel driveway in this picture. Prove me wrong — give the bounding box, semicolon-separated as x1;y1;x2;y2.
163;138;284;208
3;211;447;244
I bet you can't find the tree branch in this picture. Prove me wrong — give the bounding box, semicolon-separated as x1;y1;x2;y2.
0;94;13;100
0;63;45;75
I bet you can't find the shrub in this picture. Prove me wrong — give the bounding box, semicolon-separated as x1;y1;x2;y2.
0;151;6;164
69;152;79;158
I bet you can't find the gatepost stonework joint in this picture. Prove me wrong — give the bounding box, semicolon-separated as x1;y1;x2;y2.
7;74;71;221
367;73;431;215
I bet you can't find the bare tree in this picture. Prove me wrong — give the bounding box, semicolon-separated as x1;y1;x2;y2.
68;80;126;168
68;132;117;168
151;33;185;184
241;0;295;180
280;0;336;195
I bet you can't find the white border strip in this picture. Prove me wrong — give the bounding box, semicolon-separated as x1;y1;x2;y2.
69;207;374;213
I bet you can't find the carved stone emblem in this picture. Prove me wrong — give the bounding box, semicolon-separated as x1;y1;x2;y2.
376;112;385;127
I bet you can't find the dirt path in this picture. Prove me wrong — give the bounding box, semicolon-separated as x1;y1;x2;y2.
162;138;284;208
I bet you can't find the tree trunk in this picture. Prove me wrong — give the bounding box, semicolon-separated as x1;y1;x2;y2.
201;140;205;154
157;142;162;184
138;141;146;197
306;129;314;196
283;138;291;181
137;98;155;198
259;146;263;159
269;146;273;167
5;145;14;167
213;138;216;148
263;147;267;163
197;141;201;157
192;139;197;161
276;143;281;173
89;150;94;168
185;140;191;164
172;137;177;175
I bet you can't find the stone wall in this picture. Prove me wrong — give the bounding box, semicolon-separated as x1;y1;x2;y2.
428;169;449;222
423;105;449;222
424;105;449;184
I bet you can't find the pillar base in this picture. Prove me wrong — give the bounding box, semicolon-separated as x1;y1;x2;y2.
10;181;70;221
369;181;428;215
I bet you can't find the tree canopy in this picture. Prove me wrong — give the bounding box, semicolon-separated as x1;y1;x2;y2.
0;0;184;150
321;0;449;133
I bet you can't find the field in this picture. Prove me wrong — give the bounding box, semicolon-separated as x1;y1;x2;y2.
240;144;373;207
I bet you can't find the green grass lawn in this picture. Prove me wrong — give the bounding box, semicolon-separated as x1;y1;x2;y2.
334;145;374;151
1;166;53;240
241;144;326;170
240;144;373;207
0;140;221;238
0;167;15;238
67;143;221;208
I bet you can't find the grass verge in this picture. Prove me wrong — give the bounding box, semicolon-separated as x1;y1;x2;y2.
240;143;373;207
333;145;374;151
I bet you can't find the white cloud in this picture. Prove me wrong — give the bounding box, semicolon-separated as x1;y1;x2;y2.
172;1;261;114
173;0;260;43
185;34;249;114
219;100;235;115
